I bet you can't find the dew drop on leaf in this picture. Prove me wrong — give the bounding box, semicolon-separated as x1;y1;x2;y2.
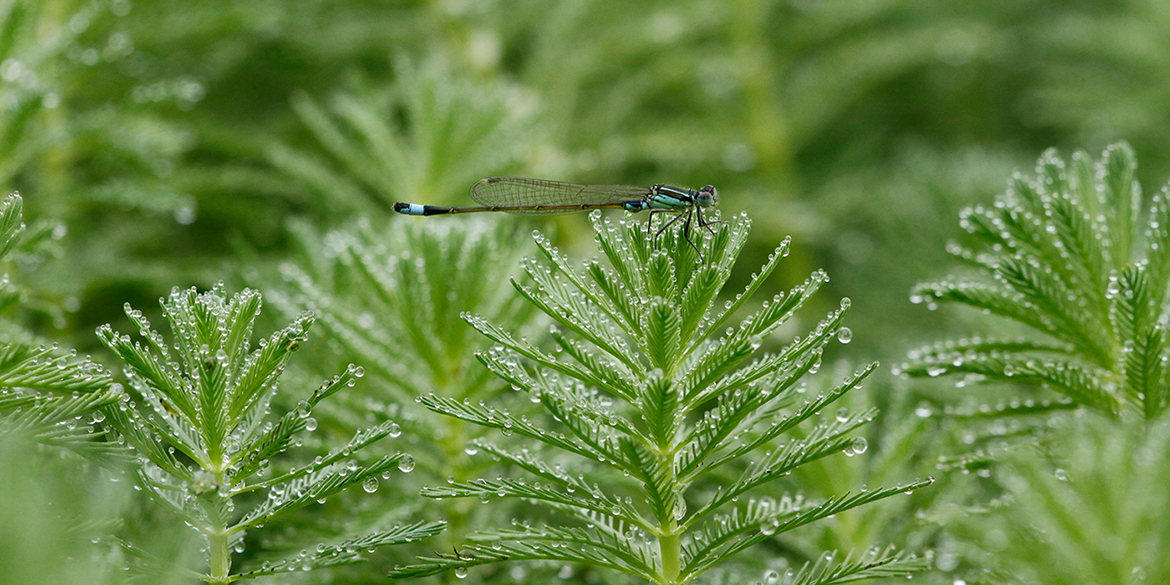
397;454;415;472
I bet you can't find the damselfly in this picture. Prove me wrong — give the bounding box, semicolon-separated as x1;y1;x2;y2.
393;177;722;247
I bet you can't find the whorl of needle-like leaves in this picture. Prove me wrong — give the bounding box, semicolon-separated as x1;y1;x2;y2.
94;284;443;581
393;211;931;584
903;143;1170;419
0;193;123;465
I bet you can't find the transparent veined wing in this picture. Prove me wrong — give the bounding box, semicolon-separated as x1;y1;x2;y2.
470;177;653;215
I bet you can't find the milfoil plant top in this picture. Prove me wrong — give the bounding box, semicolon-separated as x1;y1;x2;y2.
95;284;443;584
393;211;932;584
903;143;1170;420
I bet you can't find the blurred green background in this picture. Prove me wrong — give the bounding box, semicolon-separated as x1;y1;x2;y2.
4;0;1170;583
9;0;1169;365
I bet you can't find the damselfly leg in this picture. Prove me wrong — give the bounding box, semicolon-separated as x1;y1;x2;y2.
649;207;726;250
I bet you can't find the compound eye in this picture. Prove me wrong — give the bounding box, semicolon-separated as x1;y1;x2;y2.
700;185;718;205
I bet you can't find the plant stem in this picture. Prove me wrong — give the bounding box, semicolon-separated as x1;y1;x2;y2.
207;522;232;584
660;529;682;585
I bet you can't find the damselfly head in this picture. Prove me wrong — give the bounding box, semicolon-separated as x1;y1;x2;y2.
697;185;718;207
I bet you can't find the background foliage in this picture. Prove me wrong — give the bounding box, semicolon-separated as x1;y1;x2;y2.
3;0;1169;584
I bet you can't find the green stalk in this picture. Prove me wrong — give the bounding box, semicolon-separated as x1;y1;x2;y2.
206;522;231;584
659;528;682;584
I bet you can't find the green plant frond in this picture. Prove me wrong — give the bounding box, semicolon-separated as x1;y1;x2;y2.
994;171;1101;300
691;236;791;351
418;392;627;468
549;326;640;400
94;284;438;579
0;341;111;394
646;248;680;300
391;524;659;581
584;257;647;333
235;520;446;579
677;263;727;344
688;409;879;522
903;337;1079;373
992;254;1112;364
532;231;637;331
237;453;407;531
265;265;426;402
1042;160;1109;297
682;479;934;578
100;287;318;467
534;373;649;455
243;419;401;492
233;365;375;484
763;547;930;585
911;281;1066;338
910;143;1170;418
423;476;651;532
412;212;920;582
101;394;192;481
512;271;645;373
620;437;676;523
225;311;314;422
681;498;799;575
906;350;1118;412
467;310;642;400
1112;264;1153;342
230;407;309;482
1098;144;1142;268
680;363;877;481
135;463;208;526
96;325;197;420
646;296;683;371
0;193;24;259
639;371;680;446
1124;326;1169;419
1144;189;1170;303
267;217;535;414
0;385;128;464
961;413;1170;585
676;328;768;406
470;440;598;496
273;58;533;215
685;298;849;407
677;353;835;478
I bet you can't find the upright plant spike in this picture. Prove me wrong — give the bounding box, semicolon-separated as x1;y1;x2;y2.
0;193;125;465
95;284;443;584
393;211;932;584
902;143;1170;420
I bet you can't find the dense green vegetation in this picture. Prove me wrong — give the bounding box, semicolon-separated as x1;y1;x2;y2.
3;1;1170;584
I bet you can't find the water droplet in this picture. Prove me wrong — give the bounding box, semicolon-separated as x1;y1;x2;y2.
398;455;415;473
363;477;378;493
836;327;852;343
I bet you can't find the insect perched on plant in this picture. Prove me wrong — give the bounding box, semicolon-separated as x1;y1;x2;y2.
393;177;723;248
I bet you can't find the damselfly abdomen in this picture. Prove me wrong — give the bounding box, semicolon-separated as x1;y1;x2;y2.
393;177;721;247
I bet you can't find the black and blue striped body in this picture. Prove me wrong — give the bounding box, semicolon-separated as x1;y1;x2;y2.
393;177;722;248
392;179;715;216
